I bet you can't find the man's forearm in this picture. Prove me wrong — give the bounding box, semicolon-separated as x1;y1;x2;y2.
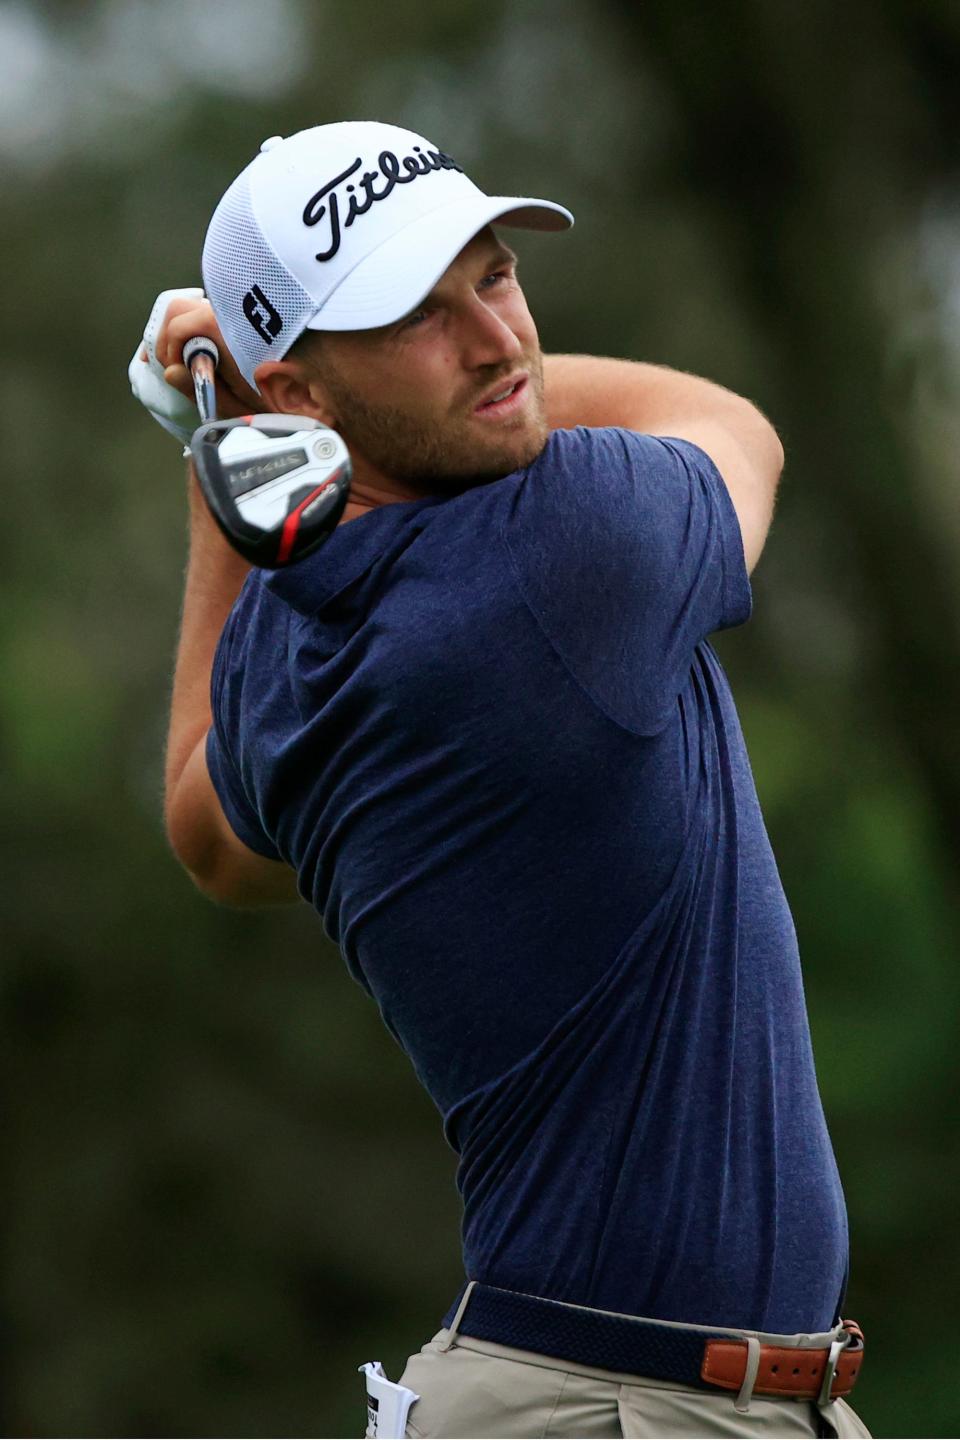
164;466;300;905
543;354;763;435
164;463;251;843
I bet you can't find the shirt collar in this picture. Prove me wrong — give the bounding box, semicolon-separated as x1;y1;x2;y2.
263;493;445;614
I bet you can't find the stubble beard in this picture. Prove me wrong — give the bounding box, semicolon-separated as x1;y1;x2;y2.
317;350;549;496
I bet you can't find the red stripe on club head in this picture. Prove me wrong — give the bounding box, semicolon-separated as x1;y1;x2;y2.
275;483;330;565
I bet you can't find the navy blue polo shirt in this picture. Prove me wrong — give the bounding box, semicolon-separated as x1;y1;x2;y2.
207;426;848;1334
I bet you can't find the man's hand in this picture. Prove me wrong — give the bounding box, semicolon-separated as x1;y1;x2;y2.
155;294;260;419
129;289;261;443
129;287;206;444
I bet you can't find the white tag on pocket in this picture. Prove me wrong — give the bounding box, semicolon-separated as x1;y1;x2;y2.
359;1360;419;1439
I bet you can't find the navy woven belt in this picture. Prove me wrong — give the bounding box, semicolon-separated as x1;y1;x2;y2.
444;1282;729;1388
441;1283;865;1403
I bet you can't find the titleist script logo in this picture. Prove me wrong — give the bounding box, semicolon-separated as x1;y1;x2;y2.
302;146;465;262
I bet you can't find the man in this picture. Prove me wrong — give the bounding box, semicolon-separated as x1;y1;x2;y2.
131;122;869;1439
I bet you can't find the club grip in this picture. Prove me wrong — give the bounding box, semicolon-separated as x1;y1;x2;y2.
184;335;220;424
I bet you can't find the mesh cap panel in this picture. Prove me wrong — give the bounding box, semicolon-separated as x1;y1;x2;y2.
202;172;318;390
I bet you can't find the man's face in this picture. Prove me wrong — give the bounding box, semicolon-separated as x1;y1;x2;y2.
298;228;547;494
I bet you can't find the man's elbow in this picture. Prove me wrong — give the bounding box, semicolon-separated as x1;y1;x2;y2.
165;809;281;909
733;394;784;488
165;805;233;904
175;846;242;907
173;839;299;908
764;414;785;490
164;749;300;908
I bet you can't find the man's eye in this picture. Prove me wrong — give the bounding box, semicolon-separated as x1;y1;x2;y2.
479;269;509;290
402;308;428;329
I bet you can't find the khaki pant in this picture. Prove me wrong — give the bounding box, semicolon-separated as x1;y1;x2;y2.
397;1329;872;1439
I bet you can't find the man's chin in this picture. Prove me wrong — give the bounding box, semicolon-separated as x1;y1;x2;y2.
422;426;549;495
343;393;549;497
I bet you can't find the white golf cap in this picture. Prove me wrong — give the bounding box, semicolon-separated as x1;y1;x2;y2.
202;121;574;389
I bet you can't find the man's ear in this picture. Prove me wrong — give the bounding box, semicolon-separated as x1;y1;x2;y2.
254;359;338;427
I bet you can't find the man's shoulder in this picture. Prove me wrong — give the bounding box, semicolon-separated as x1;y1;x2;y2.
525;424;692;482
513;427;699;532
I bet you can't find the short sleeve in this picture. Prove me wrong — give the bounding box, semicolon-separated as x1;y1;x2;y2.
504;426;752;735
205;611;282;861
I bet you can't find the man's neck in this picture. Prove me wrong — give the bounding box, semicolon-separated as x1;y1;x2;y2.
336;451;424;526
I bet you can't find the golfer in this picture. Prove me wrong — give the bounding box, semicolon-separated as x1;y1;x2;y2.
133;122;870;1439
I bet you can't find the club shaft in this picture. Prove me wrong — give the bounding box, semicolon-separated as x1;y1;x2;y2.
183;336;220;424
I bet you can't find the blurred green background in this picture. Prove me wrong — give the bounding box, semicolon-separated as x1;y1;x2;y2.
3;0;959;1435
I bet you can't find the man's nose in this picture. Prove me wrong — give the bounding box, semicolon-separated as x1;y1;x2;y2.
459;296;523;369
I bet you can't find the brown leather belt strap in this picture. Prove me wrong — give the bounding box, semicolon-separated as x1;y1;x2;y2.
701;1319;864;1401
446;1283;865;1405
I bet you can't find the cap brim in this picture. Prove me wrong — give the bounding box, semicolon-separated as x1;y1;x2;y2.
303;194;573;333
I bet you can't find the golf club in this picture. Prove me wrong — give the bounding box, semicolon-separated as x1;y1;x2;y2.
184;336;352;568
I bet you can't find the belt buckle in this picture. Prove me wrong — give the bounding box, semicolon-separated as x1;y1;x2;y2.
817;1334;847;1407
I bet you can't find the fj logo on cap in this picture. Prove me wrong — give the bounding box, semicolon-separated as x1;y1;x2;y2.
242;284;283;343
302;146;464;263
